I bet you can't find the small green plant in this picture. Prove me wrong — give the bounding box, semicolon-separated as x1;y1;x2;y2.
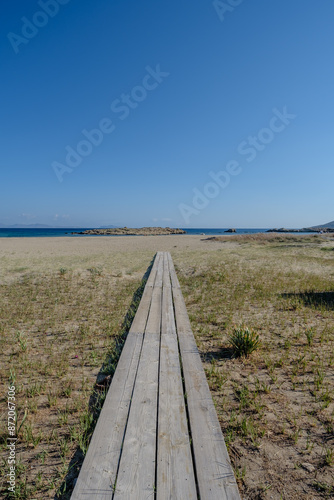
305;435;314;453
206;358;227;390
77;410;94;454
305;327;315;346
16;331;27;352
58;436;70;458
61;380;72;398
88;266;103;276
22;422;42;447
57;407;69;426
313;481;333;494
229;327;261;358
26;381;44;398
324;446;334;466
9;368;16;386
234;385;251;409
16;409;28;436
47;390;58;407
314;368;325;391
37;449;48;465
234;465;246;480
59;267;67;276
292;427;301;444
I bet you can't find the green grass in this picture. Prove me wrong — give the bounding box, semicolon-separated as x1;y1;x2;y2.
0;264;147;499
228;327;261;357
1;235;334;499
173;236;334;499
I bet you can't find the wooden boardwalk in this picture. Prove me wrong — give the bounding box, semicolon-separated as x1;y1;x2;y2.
71;252;241;499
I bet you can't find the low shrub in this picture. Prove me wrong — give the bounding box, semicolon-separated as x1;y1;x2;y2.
229;327;261;357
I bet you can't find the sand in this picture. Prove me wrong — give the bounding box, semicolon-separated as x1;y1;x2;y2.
0;234;218;255
1;234;334;498
0;235;224;282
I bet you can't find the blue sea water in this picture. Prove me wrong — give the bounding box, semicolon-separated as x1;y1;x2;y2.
183;228;270;235
0;228;92;238
0;228;274;238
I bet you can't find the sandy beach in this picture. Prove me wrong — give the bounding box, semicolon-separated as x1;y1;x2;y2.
1;233;333;498
0;235;223;283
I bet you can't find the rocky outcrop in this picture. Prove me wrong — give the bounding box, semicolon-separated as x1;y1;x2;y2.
72;227;186;236
309;220;334;230
266;228;311;233
224;228;236;233
267;227;334;233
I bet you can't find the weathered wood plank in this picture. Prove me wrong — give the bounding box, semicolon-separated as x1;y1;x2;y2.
113;284;162;499
167;252;181;289
129;255;160;334
154;251;164;288
145;251;162;288
172;285;241;500
71;255;159;500
162;251;171;288
156;282;197;499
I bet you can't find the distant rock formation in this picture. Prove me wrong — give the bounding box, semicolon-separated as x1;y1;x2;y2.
267;227;334;233
72;227;186;236
266;228;311;233
224;228;236;233
308;220;334;230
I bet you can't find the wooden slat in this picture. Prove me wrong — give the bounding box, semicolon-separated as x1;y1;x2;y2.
145;251;162;288
113;283;162;499
172;285;241;500
71;256;159;500
162;252;171;288
156;282;197;499
129;251;160;332
167;252;181;288
154;251;164;288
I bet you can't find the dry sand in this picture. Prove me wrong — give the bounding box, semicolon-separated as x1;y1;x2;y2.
0;235;223;282
1;234;333;498
0;234;218;255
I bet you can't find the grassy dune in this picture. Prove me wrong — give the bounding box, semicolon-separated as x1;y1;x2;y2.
174;234;334;499
0;234;333;498
0;251;152;498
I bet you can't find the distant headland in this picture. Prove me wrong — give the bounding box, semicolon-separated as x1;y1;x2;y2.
267;220;334;233
72;227;186;236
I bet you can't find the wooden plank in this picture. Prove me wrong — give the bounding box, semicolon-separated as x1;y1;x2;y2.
172;286;241;500
113;284;162;499
167;252;181;289
156;283;197;499
71;258;158;500
71;333;143;500
129;260;159;334
144;251;161;288
154;251;164;288
162;252;171;288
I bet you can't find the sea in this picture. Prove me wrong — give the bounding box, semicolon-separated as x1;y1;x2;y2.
0;228;277;238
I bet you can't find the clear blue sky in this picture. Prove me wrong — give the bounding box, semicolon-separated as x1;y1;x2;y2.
1;0;333;228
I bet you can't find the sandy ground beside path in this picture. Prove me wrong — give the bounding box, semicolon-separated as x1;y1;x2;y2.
0;234;217;256
0;235;223;283
0;234;333;498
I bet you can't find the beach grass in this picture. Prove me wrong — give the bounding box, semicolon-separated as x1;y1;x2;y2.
173;233;334;498
0;233;333;498
0;254;150;498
